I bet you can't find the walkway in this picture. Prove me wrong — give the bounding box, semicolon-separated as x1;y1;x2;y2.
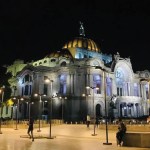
0;124;149;150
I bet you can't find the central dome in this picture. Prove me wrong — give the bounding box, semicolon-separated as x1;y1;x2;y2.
62;37;100;52
62;22;100;53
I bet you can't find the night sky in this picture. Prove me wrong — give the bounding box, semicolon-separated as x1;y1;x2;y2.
0;0;150;74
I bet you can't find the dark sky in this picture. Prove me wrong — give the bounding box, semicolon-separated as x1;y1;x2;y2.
0;0;150;74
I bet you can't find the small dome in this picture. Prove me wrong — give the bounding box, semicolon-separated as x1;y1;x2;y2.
62;37;100;52
47;49;74;59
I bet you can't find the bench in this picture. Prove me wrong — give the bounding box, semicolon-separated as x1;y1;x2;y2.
123;132;150;148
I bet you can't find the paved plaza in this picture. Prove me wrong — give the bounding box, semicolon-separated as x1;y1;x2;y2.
0;124;149;150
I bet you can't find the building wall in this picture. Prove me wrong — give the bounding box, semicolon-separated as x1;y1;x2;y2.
5;50;150;122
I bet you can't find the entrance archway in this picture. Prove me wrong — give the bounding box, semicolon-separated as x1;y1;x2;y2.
96;104;102;118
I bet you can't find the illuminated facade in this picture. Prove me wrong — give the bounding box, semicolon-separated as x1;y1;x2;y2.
5;23;150;122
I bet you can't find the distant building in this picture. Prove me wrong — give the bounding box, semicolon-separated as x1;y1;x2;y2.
4;23;150;122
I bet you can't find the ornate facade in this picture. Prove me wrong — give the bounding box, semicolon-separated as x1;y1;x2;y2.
5;23;150;122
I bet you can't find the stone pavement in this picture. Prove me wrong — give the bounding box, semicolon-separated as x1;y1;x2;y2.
0;124;149;150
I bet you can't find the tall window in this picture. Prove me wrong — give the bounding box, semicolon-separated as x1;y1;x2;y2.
6;106;8;114
117;87;122;96
106;77;112;96
59;75;67;94
115;69;124;96
93;75;101;94
145;84;149;99
84;54;87;58
21;87;24;96
44;84;48;95
120;88;122;96
117;87;119;96
24;85;29;95
134;83;139;97
128;107;131;115
29;85;32;95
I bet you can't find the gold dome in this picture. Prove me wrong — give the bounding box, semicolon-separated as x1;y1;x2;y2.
62;37;100;52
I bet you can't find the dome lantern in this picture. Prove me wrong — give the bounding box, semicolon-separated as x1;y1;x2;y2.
79;21;85;37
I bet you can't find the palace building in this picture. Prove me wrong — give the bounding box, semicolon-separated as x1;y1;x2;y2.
4;22;150;122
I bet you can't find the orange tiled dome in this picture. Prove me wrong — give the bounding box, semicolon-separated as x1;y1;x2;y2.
62;37;100;52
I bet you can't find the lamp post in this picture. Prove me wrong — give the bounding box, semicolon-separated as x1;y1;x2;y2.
0;86;5;134
34;94;46;132
59;96;67;123
86;86;99;136
94;66;112;145
29;102;34;121
13;97;24;130
45;78;54;139
42;100;47;120
102;69;112;145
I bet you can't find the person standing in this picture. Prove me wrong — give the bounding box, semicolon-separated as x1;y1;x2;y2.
86;114;90;128
27;118;34;142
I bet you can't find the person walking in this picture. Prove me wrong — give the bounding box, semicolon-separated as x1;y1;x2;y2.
116;119;126;147
27;118;34;142
86;114;90;128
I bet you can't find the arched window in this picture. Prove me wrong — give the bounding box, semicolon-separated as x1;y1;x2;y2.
51;59;56;62
60;61;66;67
115;69;124;96
96;104;102;117
22;74;32;83
44;60;47;63
79;53;82;59
25;74;29;82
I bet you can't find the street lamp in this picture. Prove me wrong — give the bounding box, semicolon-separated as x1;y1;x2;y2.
45;78;54;139
86;86;99;136
13;97;24;130
42;100;47;120
28;101;34;121
26;102;29;119
59;96;67;123
0;86;5;134
102;69;112;145
95;66;112;145
34;93;46;132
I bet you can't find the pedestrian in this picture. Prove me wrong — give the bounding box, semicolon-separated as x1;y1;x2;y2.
86;114;90;128
116;119;126;147
27;118;34;142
